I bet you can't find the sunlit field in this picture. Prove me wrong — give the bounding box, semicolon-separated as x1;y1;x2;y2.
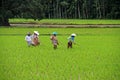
0;28;120;80
9;18;120;25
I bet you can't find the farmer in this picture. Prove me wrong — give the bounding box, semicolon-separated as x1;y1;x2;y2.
32;31;40;46
50;32;59;49
67;33;76;48
25;32;32;47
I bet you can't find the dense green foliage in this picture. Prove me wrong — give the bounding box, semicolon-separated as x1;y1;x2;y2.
0;28;120;80
42;0;120;19
0;0;120;26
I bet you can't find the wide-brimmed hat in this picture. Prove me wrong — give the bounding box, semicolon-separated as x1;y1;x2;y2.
52;32;57;35
71;33;76;36
34;31;39;35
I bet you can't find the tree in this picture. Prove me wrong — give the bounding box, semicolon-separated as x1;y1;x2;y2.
0;0;44;26
60;1;69;18
0;0;120;26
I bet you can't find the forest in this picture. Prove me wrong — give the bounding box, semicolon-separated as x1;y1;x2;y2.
0;0;120;26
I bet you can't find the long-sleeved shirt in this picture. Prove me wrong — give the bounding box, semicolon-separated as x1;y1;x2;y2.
68;36;75;42
25;35;32;41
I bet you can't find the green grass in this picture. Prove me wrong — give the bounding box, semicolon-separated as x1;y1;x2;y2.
0;28;120;80
9;18;120;25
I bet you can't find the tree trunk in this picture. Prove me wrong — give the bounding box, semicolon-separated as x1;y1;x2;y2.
0;17;10;26
78;3;81;18
102;0;105;18
59;6;61;18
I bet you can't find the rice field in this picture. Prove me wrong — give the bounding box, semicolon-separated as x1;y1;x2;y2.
0;27;120;80
9;18;120;25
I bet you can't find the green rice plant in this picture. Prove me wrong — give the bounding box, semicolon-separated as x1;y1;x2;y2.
9;18;120;25
39;19;120;25
0;28;120;80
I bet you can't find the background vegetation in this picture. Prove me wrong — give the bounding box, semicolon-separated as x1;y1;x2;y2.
0;0;120;26
9;18;120;25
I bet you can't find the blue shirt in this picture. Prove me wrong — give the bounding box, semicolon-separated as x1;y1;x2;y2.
68;36;75;42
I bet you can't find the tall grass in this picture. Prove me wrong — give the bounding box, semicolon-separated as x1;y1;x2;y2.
9;18;120;25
